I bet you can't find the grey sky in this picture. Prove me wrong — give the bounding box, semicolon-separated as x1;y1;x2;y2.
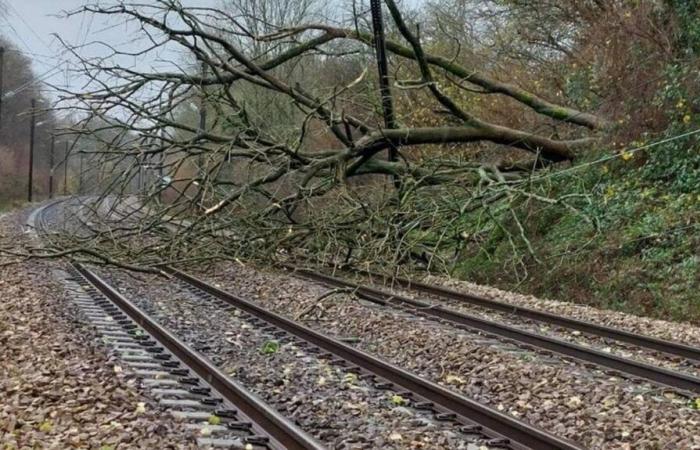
1;0;220;101
1;0;423;105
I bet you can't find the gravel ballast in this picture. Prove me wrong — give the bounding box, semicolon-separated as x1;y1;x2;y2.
96;266;493;450
198;262;700;450
414;272;700;348
339;271;700;379
0;207;197;449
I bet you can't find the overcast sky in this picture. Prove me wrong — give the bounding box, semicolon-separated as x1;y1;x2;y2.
1;0;221;101
1;0;422;105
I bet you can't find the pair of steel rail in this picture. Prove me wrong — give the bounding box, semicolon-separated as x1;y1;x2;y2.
69;257;584;450
290;267;700;396
43;199;700;449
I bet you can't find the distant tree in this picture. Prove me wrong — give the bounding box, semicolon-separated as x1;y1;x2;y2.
0;36;58;205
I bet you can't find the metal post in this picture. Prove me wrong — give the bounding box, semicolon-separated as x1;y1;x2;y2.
137;154;142;192
370;0;396;136
79;151;84;194
49;134;55;199
63;141;68;195
197;63;207;182
28;99;36;202
0;47;5;128
199;62;207;134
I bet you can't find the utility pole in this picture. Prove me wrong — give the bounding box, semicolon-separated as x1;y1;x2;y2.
198;62;207;134
63;141;68;195
369;0;399;189
0;47;5;128
48;134;55;199
28;99;36;202
79;151;84;194
370;0;396;154
197;62;207;183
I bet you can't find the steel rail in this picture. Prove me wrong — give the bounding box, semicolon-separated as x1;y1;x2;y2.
165;266;584;450
291;268;700;395
355;268;700;362
73;262;325;450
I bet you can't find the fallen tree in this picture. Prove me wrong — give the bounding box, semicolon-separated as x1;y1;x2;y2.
47;0;609;270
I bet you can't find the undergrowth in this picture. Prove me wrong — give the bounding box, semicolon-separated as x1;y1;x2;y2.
453;121;700;323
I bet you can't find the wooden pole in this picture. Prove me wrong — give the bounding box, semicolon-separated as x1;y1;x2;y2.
49;134;55;199
63;141;68;195
28;99;36;202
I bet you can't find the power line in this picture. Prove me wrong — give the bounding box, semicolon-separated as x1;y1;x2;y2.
1;63;64;99
526;127;700;184
4;1;54;50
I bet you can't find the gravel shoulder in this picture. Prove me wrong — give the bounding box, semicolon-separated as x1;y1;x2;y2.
340;272;700;379
408;272;700;348
198;262;700;450
0;206;197;449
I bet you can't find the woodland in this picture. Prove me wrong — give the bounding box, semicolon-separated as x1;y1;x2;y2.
1;0;699;321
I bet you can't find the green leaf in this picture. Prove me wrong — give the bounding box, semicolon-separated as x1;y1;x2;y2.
260;340;280;355
390;394;406;406
38;420;53;433
343;373;358;384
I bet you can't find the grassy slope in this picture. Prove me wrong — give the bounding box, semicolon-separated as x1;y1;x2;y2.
453;143;700;324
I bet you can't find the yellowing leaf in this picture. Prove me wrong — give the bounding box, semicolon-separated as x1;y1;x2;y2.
343;373;358;384
38;421;53;432
390;394;406;406
208;415;221;425
621;151;633;161
388;431;403;441
135;402;146;414
445;374;466;385
567;396;582;408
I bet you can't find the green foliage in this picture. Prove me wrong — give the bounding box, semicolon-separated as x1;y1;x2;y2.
453;138;700;323
668;0;700;55
564;64;600;110
260;340;280;355
641;63;700;193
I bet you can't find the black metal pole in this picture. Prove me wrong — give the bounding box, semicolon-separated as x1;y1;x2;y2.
79;151;84;194
199;62;207;133
0;47;5;128
49;134;55;199
370;0;399;190
28;99;36;202
370;0;396;135
197;63;207;182
63;141;68;195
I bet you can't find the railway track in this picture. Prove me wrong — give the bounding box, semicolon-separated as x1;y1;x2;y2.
355;268;700;362
70;263;323;449
165;266;584;450
34;201;323;449
288;267;700;396
33;199;584;449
